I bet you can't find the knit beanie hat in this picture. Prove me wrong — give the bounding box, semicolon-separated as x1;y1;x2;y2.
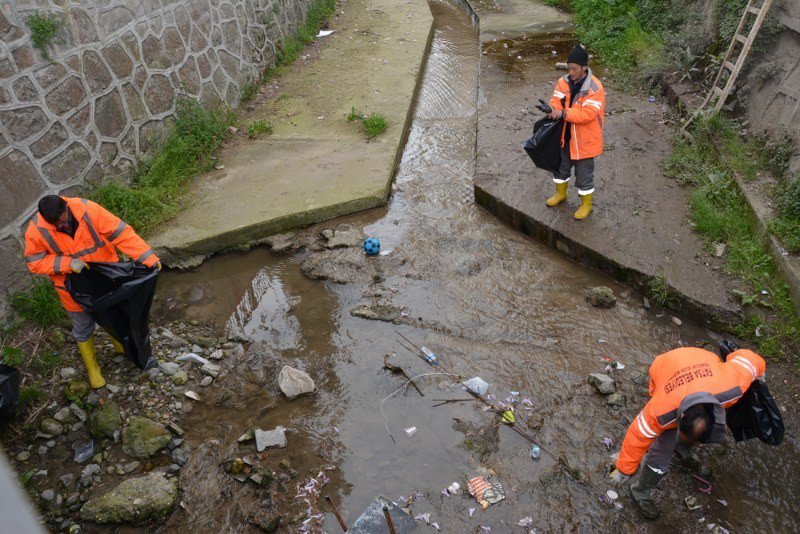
567;45;588;66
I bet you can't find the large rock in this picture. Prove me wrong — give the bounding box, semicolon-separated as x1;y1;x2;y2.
588;373;616;395
80;471;178;524
64;379;90;402
255;426;287;451
122;417;171;458
588;286;617;308
278;366;316;399
88;401;122;439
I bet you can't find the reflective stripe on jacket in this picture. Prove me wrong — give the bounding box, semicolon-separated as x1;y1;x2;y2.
23;197;159;312
548;69;605;160
616;347;765;475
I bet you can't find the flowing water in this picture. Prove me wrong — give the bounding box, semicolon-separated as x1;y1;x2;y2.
154;1;800;531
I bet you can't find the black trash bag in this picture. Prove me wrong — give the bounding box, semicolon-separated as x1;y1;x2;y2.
65;262;159;371
725;380;785;445
523;117;563;175
0;364;20;418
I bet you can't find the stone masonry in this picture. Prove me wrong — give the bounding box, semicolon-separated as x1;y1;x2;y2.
0;0;313;318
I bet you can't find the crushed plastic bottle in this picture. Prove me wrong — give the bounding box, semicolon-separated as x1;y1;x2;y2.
530;445;541;459
420;346;438;367
73;440;94;463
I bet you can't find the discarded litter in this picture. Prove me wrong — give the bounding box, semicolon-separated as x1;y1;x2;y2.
447;482;461;494
648;96;656;103
468;508;475;517
317;30;335;37
606;490;618;500
431;522;440;530
73;440;94;463
420;346;438;366
364;237;381;255
517;517;533;527
602;437;613;450
177;353;210;366
602;357;625;371
184;390;201;401
685;495;702;510
414;512;431;524
379;249;393;256
463;376;489;396
405;426;417;437
716;499;728;507
468;476;506;509
530;445;541;459
501;410;515;424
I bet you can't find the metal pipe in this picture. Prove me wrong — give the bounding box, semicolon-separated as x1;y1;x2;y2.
382;505;397;534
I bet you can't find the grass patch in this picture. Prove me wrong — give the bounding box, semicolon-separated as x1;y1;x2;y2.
363;113;388;140
346;106;364;123
12;279;66;328
240;80;259;103
91;98;236;236
664;116;800;364
260;0;337;83
1;346;24;367
25;12;59;59
18;386;45;407
647;273;673;308
247;119;273;138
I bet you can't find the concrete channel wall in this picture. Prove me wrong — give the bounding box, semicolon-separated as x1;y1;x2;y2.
0;0;314;318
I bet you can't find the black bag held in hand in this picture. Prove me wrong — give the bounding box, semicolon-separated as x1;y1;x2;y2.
0;364;20;418
65;262;159;371
718;340;784;445
523;100;563;175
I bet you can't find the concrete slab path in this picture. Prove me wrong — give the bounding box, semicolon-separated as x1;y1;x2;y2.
152;0;433;267
470;0;747;326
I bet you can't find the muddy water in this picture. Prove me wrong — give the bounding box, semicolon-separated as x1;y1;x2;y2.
155;1;799;532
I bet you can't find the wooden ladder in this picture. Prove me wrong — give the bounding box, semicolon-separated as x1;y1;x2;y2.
681;0;774;134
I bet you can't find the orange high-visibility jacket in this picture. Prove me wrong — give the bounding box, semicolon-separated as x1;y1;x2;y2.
23;197;159;312
548;69;605;160
616;347;765;475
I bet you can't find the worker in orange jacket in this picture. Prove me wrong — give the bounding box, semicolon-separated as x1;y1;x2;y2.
23;195;161;389
608;346;766;519
545;45;605;220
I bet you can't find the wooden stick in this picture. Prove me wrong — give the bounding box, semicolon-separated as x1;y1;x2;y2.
382;505;397;534
383;356;424;397
325;496;348;532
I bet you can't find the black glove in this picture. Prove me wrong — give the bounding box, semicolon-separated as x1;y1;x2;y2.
534;99;553;114
718;340;739;361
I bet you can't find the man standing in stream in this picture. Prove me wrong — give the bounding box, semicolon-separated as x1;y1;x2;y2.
545;44;606;220
23;195;161;389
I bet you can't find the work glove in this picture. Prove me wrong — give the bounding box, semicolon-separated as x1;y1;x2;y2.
609;469;630;485
534;98;553;114
70;259;89;273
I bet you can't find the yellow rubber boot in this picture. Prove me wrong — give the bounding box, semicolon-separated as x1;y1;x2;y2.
109;336;124;354
546;182;568;207
77;337;106;389
574;193;593;219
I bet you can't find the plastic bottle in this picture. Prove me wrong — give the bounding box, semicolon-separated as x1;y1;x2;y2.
420;346;438;367
530;445;541;460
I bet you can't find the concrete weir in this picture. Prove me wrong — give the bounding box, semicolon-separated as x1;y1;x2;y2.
469;0;745;327
151;0;434;267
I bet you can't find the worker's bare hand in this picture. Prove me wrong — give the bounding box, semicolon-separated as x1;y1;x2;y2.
69;259;89;273
548;109;562;120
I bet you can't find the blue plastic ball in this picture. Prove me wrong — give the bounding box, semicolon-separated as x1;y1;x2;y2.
364;237;381;255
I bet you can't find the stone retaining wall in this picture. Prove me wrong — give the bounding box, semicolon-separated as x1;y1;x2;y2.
0;0;313;318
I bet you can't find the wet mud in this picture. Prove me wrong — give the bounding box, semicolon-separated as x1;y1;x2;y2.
152;1;800;532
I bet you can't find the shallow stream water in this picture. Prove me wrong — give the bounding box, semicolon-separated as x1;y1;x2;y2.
154;1;800;531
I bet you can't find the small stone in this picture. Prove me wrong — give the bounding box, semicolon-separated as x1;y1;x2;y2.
642;297;651;310
605;393;626;407
88;401;122;439
714;243;726;257
171;371;189;385
64;380;90;402
230;458;245;475
254;426;287;452
279;459;291;470
671;316;683;326
41;489;55;501
38;446;48;456
17;451;30;462
54;407;75;423
588;373;616;395
60;368;77;380
60;473;75;486
238;429;254;442
168;463;181;475
208;350;223;360
41;418;64;435
166;422;184;436
123;461;140;474
588;286;617;308
191;345;203;354
47;440;56;448
171;448;188;466
71;422;85;432
70;403;88;422
200;376;213;387
168;438;183;450
278;366;316;399
200;363;220;378
122;416;171;459
86;392;101;406
159;362;181;376
106;384;120;394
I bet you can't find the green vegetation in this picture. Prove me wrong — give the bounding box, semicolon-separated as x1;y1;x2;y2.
260;0;337;83
647;273;671;307
12;279;66;328
91;98;236;236
346;106;364;123
32;350;62;376
363;113;388;140
18;386;45;407
25;12;59;59
664;116;800;364
240;80;260;103
247;119;273;138
1;346;24;367
770;175;800;253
